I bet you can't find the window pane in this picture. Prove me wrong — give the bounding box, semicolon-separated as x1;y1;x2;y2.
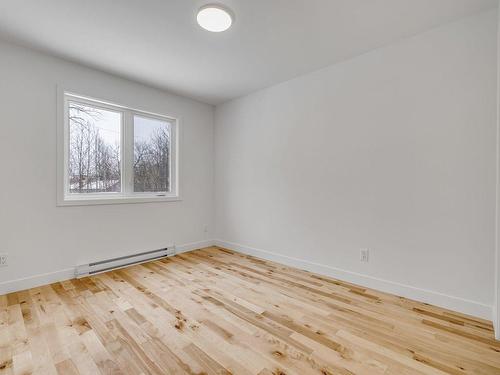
133;115;171;193
68;102;121;193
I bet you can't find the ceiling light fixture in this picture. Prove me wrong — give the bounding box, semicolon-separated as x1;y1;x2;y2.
197;4;233;32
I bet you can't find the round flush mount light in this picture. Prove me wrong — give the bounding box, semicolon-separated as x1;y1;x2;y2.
197;4;233;32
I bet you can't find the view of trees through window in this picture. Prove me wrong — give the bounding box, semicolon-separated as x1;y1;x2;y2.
134;116;171;193
68;101;171;195
68;102;121;193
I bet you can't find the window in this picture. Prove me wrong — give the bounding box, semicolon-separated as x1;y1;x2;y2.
58;92;179;205
133;115;171;193
68;102;122;194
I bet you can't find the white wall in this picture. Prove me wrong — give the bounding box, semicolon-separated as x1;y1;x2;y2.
0;40;215;293
215;10;498;319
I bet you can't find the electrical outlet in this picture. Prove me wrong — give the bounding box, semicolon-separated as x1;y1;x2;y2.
0;254;8;267
203;224;209;233
360;249;369;263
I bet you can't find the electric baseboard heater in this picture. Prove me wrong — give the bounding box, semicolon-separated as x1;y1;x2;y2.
75;246;175;277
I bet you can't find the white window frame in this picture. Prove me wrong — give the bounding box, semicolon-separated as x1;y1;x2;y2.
57;90;180;206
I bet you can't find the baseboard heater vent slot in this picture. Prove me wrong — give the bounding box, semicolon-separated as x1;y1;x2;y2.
76;247;175;277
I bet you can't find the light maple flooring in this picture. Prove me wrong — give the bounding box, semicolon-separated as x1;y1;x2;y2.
1;247;499;375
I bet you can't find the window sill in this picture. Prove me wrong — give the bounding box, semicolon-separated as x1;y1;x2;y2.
57;195;181;207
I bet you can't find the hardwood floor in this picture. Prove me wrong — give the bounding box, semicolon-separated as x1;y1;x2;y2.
1;247;499;375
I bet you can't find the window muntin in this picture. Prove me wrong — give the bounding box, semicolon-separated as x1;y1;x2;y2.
60;92;178;205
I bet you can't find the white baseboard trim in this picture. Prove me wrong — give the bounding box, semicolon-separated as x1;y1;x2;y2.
493;307;500;341
0;268;75;295
0;240;216;295
175;239;216;254
215;239;493;321
494;305;500;340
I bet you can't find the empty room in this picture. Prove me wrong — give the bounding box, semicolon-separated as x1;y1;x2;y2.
1;1;500;374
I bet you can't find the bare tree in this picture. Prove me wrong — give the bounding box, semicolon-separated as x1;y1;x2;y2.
134;127;170;192
68;104;120;193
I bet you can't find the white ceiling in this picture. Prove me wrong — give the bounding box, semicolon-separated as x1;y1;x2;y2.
0;0;496;104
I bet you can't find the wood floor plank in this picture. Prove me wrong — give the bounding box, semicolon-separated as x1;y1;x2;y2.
1;246;499;374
